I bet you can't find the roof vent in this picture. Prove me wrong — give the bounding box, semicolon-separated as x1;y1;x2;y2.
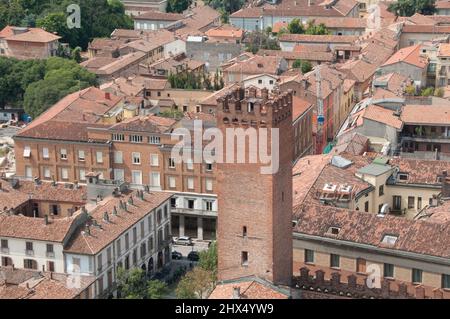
327;226;340;235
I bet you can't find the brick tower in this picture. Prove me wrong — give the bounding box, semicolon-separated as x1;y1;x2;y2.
216;86;293;286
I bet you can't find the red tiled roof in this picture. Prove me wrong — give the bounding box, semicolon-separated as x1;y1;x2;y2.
0;26;60;42
362;104;403;129
209;278;290;299
382;44;428;69
294;204;450;259
109;114;176;133
134;11;183;21
279;34;357;44
64;190;172;254
293;96;313;120
401;104;450;125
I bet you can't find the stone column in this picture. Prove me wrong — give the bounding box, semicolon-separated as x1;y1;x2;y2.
197;217;204;241
179;215;185;237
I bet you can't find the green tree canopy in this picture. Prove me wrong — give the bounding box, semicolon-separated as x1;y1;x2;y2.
167;0;192;13
116;268;167;299
22;57;96;119
388;0;436;16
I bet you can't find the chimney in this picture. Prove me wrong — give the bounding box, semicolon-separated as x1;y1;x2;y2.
232;286;241;299
113;206;118;216
103;211;110;223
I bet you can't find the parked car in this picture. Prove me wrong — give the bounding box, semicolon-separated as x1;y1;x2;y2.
172;251;183;260
173;236;192;246
187;251;200;262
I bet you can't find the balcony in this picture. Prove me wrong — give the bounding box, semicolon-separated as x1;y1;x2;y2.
46;251;55;258
171;207;217;217
25;250;34;256
1;247;9;254
400;133;450;144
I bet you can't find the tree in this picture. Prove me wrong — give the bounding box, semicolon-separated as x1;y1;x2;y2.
23;57;96;119
420;87;434;96
71;47;82;63
204;0;245;22
434;87;445;97
301;60;313;74
167;0;192;13
117;268;167;299
147;280;168;299
287;18;304;34
293;59;302;69
292;59;312;73
405;84;416;95
305;21;330;35
388;0;436;16
198;241;218;283
176;268;214;299
245;31;280;54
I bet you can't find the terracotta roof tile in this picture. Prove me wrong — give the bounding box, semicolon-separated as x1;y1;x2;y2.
294;204;450;259
401;104;450;125
64;190;173;255
382;44;428;69
0;26;60;42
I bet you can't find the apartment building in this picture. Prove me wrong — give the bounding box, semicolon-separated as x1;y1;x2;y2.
292;204;450;297
0;175;172;299
229;0;359;31
0;26;61;60
293;153;450;220
400;104;450;160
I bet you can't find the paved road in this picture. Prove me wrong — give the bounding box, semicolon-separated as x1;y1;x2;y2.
172;240;210;258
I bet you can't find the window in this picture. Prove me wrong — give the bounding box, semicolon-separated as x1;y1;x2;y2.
149;136;160;144
171;197;177;208
381;234;398;245
169;157;176;168
186;158;194;170
96;151;103;164
205;162;213;171
412;269;423;284
25;166;32;178
169;176;176;188
42;147;49;159
417;197;422;210
241;251;248;266
133;227;137;244
78;150;85;161
60;149;67;160
151;172;161;187
47;261;55;272
132;170;142;185
114;169;124;182
205;200;213;211
150;154;159;167
205;178;213;192
140;221;145;238
384;263;394;278
24;259;37;270
330;254;340;268
1;239;8;253
132;152;141;165
408;196;415;209
305;249;314;264
43;167;51;179
356;258;366;273
112;133;125;141
23;146;31;158
442;274;450;289
379;185;384;196
61;168;69;180
2;257;12;267
46;244;54;255
187;177;194;190
114;151;123;164
72;257;81;272
130;135;143;143
398;173;408;181
243;226;248;237
116;238;121;256
187;199;195;210
364;201;369;212
393;196;402;211
125;233;130;250
328;227;340;235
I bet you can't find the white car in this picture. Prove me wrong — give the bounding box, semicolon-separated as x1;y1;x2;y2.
173;236;192;246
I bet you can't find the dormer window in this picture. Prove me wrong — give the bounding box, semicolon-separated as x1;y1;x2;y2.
327;226;340;235
247;102;254;113
398;173;408;181
381;234;398;245
257;63;263;68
